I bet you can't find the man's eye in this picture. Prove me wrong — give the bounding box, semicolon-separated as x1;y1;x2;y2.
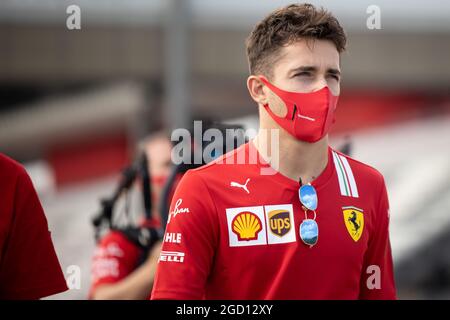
294;72;311;77
327;74;340;81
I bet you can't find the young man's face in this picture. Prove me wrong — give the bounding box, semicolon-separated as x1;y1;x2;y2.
264;39;341;117
145;137;172;209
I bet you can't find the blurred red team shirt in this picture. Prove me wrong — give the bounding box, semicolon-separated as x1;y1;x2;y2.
0;153;68;299
89;218;162;300
89;231;146;298
151;142;397;299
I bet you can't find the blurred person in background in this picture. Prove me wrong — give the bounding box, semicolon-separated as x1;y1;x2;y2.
89;132;172;300
0;153;68;299
152;3;396;300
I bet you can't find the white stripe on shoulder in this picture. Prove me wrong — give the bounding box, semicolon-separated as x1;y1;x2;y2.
332;151;348;196
338;154;359;198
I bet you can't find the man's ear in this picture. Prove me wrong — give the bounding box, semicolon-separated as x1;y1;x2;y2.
247;75;268;106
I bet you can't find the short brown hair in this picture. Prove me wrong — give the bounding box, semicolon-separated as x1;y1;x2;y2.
246;3;347;77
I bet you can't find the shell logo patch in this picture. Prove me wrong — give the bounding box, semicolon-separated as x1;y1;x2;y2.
232;211;262;241
231;211;262;241
343;206;364;242
226;206;266;247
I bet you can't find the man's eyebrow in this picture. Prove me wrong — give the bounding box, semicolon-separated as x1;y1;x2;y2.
289;66;341;75
289;66;318;74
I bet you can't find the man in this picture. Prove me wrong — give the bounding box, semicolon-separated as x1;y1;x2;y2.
89;132;171;299
0;153;68;299
151;3;396;299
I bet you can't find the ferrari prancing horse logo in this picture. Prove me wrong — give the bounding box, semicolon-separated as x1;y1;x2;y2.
343;206;364;242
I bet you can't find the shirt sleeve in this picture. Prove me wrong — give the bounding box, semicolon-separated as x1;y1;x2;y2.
89;231;142;297
0;167;68;300
151;170;219;300
359;175;397;299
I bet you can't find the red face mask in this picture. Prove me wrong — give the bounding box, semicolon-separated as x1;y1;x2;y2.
259;77;339;143
151;175;168;187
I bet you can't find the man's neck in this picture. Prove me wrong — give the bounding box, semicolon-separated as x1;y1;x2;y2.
253;127;329;185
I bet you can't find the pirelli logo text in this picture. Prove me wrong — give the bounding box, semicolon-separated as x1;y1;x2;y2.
159;251;185;263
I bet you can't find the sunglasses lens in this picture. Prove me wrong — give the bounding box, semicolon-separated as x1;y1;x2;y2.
299;219;318;246
299;184;318;211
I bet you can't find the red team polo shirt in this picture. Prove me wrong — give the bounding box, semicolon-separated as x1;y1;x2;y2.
151;141;396;300
0;154;68;299
90;218;161;299
89;231;145;298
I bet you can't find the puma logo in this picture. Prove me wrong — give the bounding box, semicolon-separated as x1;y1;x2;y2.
230;178;251;194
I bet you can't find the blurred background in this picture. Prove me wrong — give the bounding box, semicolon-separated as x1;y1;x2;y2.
0;0;449;299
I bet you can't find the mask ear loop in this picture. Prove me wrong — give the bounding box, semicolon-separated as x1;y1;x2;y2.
259;76;298;122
